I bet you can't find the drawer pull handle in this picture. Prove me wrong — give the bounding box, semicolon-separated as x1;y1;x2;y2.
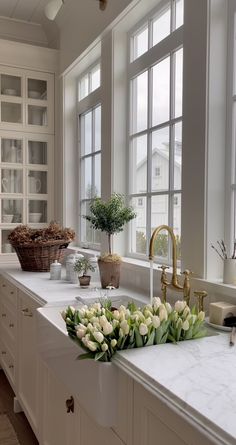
2;284;6;288
1;351;6;355
22;308;33;317
9;323;14;328
65;396;74;413
9;364;14;369
10;291;14;295
1;313;6;317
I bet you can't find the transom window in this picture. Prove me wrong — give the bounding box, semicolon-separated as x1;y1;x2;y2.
78;63;101;101
128;0;183;263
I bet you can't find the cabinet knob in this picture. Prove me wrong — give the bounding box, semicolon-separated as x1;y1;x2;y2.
9;364;14;369
10;291;14;295
9;323;14;328
22;308;33;317
1;351;6;355
65;396;74;413
2;284;6;288
1;313;6;317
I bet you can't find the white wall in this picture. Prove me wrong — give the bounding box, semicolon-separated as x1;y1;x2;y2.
57;0;134;73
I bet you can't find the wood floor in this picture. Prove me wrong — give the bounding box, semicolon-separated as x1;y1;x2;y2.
0;370;38;445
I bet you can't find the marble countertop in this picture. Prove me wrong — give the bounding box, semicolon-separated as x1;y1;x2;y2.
2;265;236;444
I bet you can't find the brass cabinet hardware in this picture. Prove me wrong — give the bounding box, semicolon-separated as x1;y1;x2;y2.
194;290;208;312
65;396;74;413
1;313;6;317
9;364;14;369
2;284;6;288
10;291;14;295
22;308;33;317
9;323;14;328
1;351;6;355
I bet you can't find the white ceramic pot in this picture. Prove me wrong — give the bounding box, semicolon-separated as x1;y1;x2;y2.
2;214;13;223
29;212;42;223
223;259;236;285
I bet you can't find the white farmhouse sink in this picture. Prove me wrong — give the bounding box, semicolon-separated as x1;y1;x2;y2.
37;303;118;427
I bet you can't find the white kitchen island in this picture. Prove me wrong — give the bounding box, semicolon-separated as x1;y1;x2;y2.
0;265;235;445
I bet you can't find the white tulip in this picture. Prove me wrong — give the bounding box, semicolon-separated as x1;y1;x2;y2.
99;315;108;327
111;339;117;348
198;311;205;322
174;300;186;313
81;318;88;325
145;317;152;327
182;320;189;331
93;331;104;343
101;343;108;352
61;310;67;320
87;340;99;352
119;328;124;337
159;308;168;322
139;323;148;336
165;302;172;314
152;315;160;329
69;306;75;314
120;320;130;335
153;297;162;310
113;310;120;320
112;319;119;328
92;302;101;311
76;325;87;339
102;322;113;335
144;309;153;319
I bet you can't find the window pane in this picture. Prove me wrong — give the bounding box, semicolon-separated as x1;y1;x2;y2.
173;193;181;260
79;74;89;101
151;195;169;258
81;111;92;155
174;48;183;118
152;57;170;126
175;0;184;29
174;122;182;189
152;126;169;191
131;71;148;133
81;157;92;199
130;197;147;255
81;201;93;244
91;65;101;92
152;5;171;47
132;25;148;61
130;134;147;194
94;105;101;151
94;153;101;197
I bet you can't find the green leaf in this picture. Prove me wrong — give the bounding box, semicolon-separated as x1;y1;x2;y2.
167;333;177;344
145;330;155;347
134;327;143;348
160;331;169;344
184;326;193;340
192;329;207;339
154;326;163;344
77;352;94;360
95;351;106;361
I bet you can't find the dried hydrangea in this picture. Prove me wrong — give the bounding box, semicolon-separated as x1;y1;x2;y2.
8;222;75;245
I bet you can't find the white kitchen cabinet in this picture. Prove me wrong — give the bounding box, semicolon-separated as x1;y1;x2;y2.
41;363;81;445
0;65;55;258
80;409;125;445
17;289;41;440
133;381;217;445
0;276;17;390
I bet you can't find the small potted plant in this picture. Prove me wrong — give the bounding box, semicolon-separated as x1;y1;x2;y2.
83;193;136;288
74;257;95;287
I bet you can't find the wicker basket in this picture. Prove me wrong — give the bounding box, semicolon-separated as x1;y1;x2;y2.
10;239;69;272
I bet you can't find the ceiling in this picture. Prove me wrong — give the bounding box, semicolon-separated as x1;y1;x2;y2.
0;0;49;24
0;0;60;48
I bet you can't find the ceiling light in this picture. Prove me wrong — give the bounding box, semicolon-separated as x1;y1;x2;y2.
44;0;64;20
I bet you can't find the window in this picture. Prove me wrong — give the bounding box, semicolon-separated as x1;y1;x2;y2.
78;64;101;247
129;1;183;262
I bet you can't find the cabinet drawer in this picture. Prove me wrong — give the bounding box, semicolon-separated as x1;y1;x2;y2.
0;339;15;387
0;277;17;309
0;301;16;351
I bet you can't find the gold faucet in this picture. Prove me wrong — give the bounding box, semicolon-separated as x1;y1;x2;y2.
149;225;191;304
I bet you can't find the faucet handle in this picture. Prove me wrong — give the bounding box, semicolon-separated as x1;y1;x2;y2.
181;269;193;276
158;265;169;271
194;290;208;313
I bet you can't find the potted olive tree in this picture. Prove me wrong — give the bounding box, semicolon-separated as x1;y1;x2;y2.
74;257;95;287
83;194;136;288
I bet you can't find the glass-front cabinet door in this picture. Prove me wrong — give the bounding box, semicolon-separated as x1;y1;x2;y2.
0;67;54;134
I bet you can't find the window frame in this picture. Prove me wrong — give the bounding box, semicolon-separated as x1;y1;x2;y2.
77;61;102;250
127;1;183;264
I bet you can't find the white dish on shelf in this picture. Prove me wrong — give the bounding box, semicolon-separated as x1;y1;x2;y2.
29;212;42;223
2;214;13;223
205;317;231;331
28;90;41;99
3;88;17;96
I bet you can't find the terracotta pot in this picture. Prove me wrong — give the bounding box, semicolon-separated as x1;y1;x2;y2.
78;275;91;287
98;259;121;289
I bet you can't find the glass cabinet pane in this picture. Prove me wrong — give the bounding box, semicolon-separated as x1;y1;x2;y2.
1;138;22;163
28;105;47;126
28;141;47;165
28;171;47;194
1;102;22;124
1;169;23;193
2;199;23;223
2;230;14;253
28;78;47;100
1;74;21;97
28;200;47;223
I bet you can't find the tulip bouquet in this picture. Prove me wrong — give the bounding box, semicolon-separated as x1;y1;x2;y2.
62;298;206;362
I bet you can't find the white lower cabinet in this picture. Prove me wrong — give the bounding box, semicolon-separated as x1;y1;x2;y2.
17;289;41;440
80;409;125;445
133;381;217;445
41;363;80;445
